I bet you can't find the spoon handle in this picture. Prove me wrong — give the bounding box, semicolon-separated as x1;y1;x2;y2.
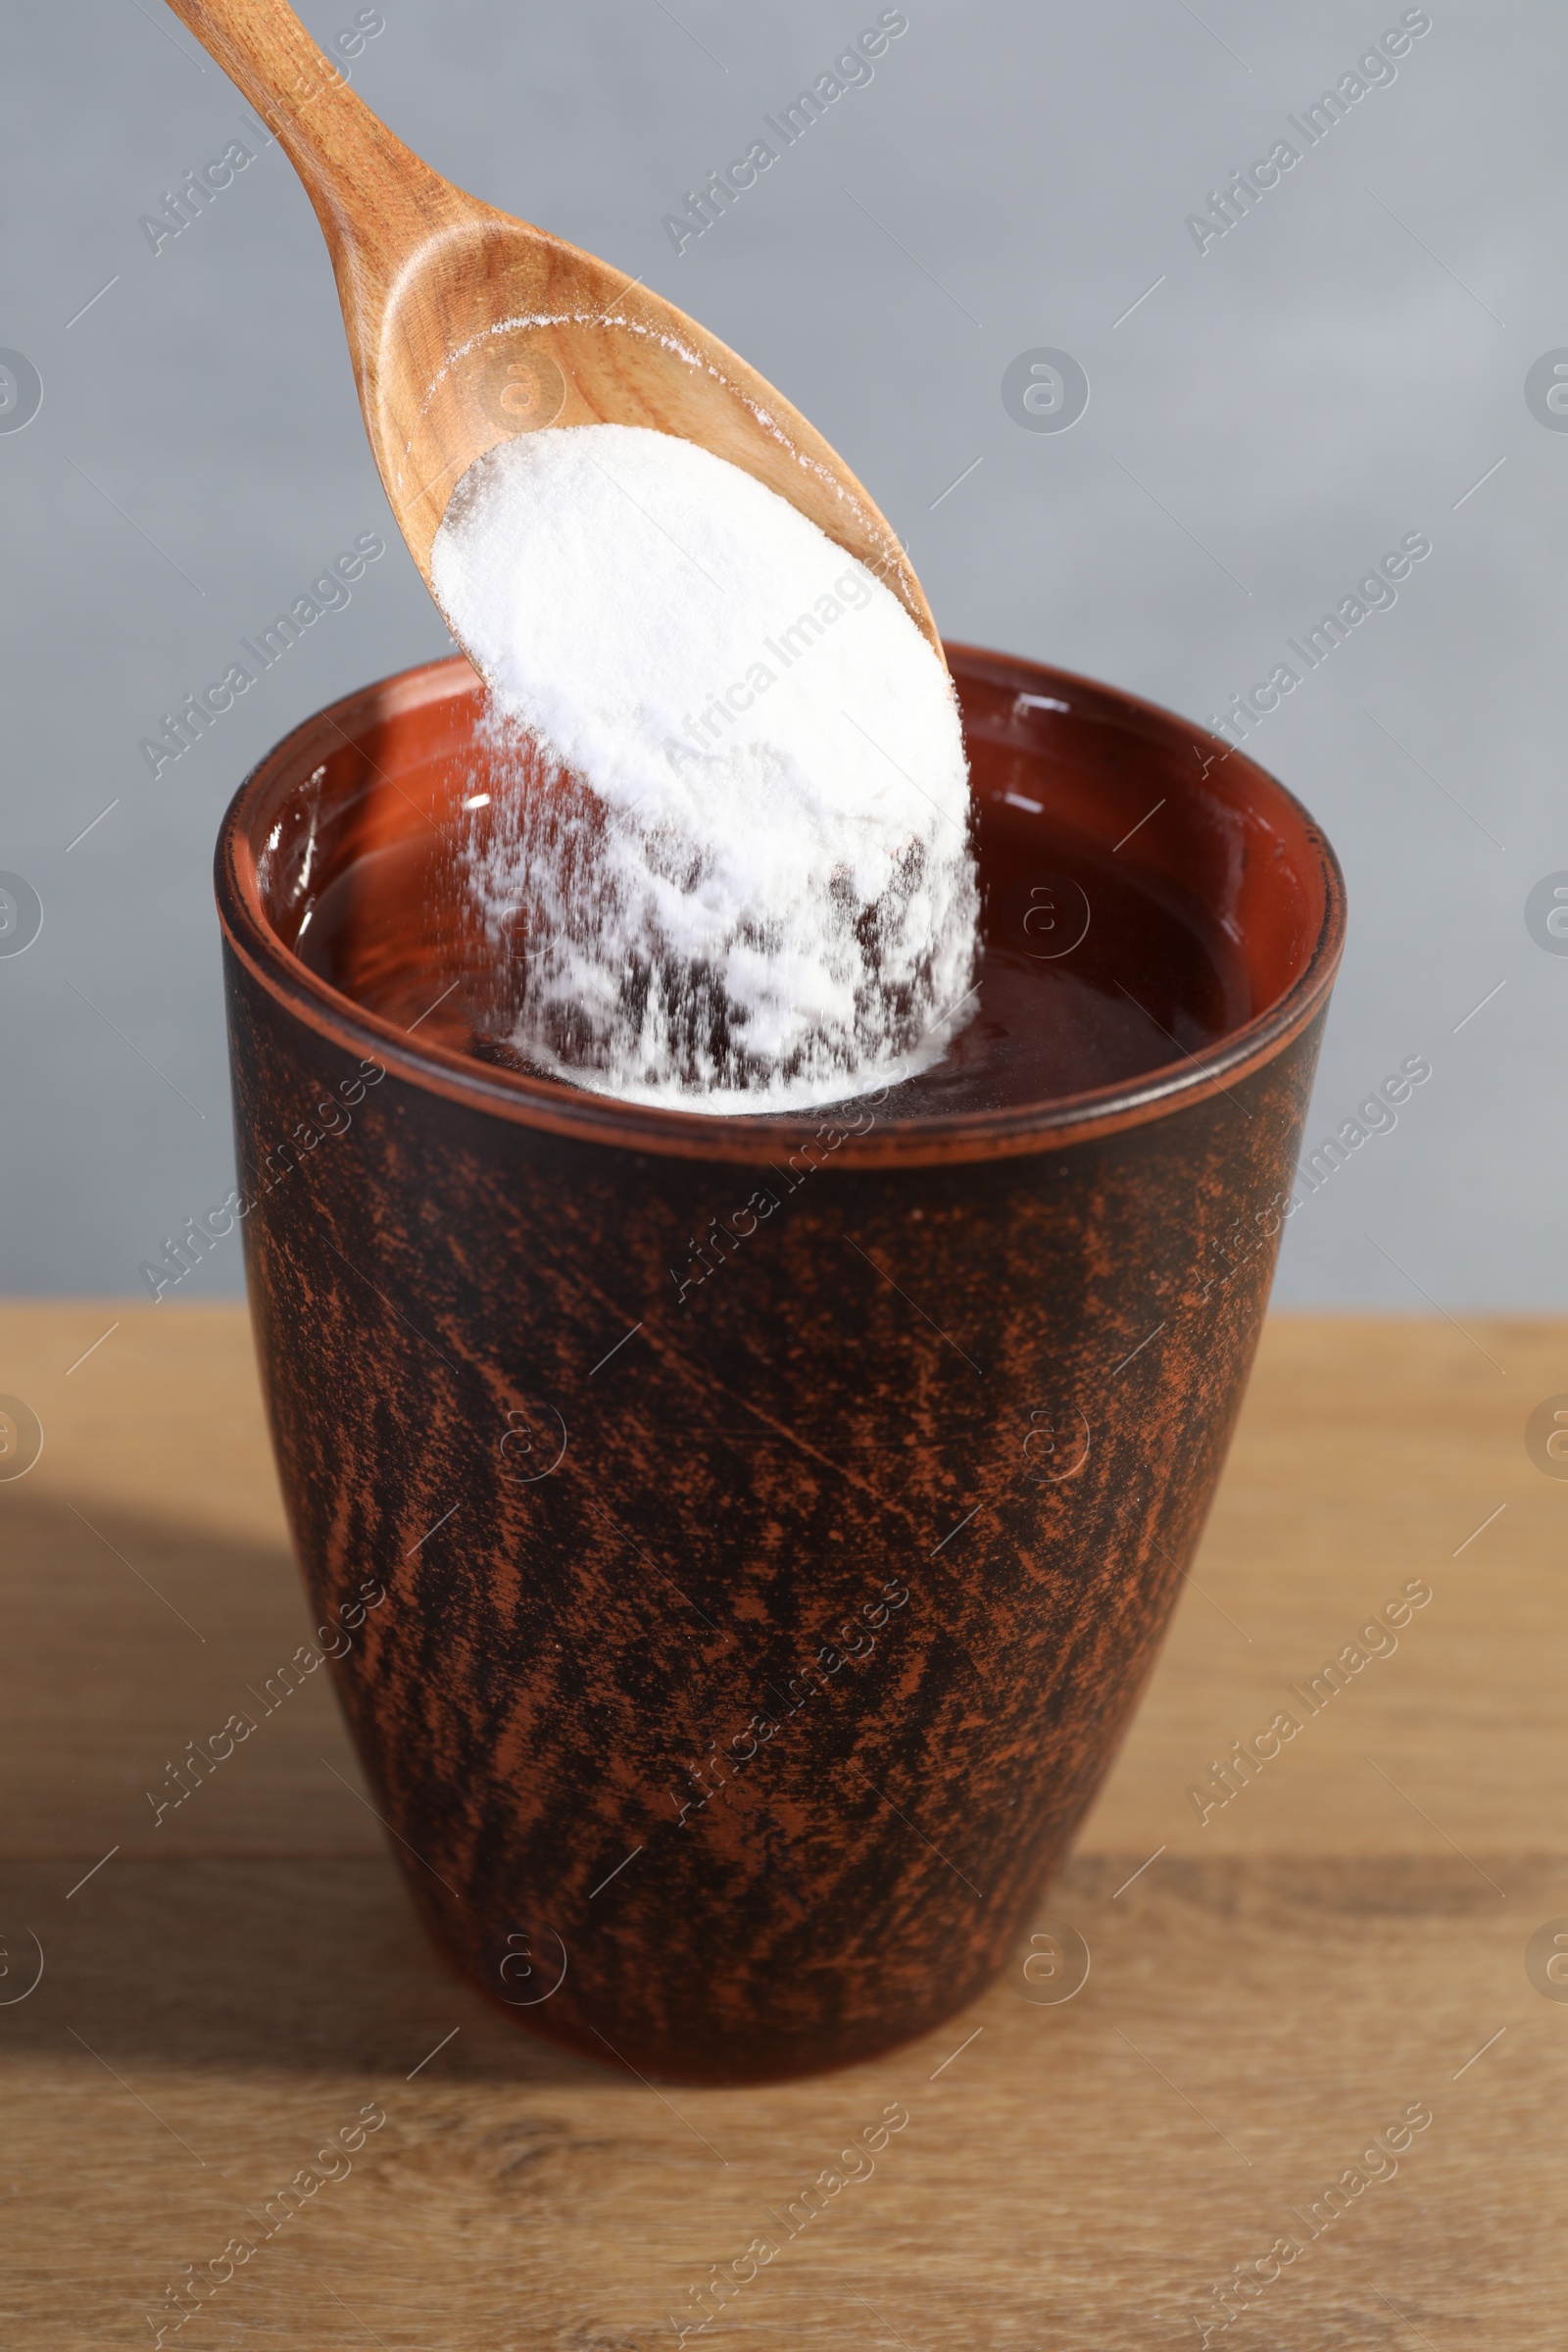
163;0;457;272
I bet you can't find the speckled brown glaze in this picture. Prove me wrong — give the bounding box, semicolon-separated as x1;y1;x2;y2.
216;647;1344;2084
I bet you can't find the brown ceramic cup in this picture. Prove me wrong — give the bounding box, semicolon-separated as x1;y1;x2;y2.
215;646;1344;2084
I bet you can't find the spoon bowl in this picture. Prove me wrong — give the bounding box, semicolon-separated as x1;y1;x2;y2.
166;0;941;653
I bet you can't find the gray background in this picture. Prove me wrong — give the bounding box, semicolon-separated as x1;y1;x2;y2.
0;0;1560;1304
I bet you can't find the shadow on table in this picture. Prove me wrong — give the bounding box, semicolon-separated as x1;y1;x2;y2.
0;1489;601;2087
2;1849;603;2086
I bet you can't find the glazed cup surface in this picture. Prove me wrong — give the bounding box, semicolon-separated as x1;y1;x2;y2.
216;646;1343;2082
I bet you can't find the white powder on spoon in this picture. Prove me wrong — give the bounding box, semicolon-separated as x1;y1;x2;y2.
430;421;977;1112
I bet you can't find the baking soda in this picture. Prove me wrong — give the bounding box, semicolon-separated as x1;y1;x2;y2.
429;422;977;1112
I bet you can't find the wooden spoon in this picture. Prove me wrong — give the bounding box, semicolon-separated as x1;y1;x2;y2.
164;0;941;656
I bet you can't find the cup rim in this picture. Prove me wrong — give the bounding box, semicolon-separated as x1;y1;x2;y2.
215;646;1346;1168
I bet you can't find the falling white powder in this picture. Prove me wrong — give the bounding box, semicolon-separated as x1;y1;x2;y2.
430;421;977;1112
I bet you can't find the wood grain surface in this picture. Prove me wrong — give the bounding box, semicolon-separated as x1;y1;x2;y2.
1;1303;1563;2350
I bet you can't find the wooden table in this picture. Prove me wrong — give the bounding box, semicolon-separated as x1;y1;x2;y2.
1;1304;1563;2350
